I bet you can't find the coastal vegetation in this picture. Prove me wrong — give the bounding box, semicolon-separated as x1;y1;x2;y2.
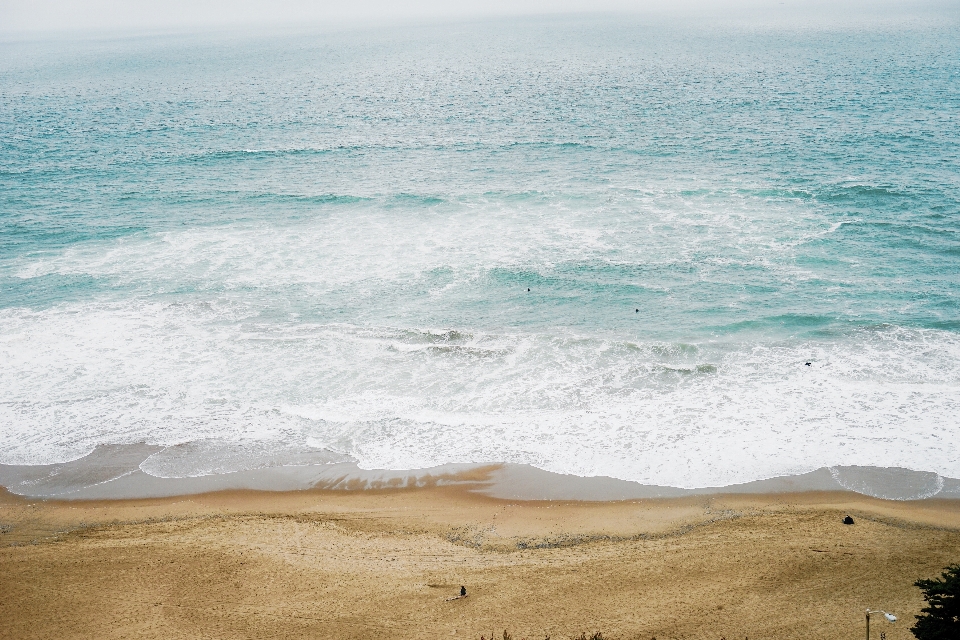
912;564;960;640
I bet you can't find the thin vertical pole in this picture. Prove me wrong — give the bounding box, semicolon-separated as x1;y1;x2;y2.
866;611;870;640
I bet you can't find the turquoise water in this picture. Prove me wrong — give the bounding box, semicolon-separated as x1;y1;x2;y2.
1;15;959;487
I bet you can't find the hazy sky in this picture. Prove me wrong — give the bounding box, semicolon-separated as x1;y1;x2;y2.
0;0;952;35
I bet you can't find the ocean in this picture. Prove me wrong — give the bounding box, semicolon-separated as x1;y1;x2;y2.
1;13;959;491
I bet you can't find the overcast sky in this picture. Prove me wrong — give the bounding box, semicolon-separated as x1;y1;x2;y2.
0;0;952;35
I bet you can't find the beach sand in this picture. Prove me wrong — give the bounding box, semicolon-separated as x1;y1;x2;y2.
2;480;959;640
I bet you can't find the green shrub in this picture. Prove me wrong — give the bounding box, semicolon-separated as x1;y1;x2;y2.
912;564;960;640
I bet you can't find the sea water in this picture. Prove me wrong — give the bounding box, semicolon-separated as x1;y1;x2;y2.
1;14;959;488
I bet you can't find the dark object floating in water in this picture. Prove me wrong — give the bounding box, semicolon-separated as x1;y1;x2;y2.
527;288;530;292
805;362;812;366
636;309;639;313
843;515;855;525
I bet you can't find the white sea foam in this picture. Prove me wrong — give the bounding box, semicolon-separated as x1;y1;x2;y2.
2;295;958;487
7;186;829;294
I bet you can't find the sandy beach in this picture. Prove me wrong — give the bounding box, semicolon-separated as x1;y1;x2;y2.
3;477;959;640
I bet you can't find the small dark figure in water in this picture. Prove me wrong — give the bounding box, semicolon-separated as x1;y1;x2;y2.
843;515;855;525
460;585;467;597
636;309;639;313
805;362;812;366
527;288;531;292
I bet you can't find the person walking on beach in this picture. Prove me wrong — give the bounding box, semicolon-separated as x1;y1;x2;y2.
460;585;467;597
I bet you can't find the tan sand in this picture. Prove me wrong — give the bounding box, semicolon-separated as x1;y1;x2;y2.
2;482;959;640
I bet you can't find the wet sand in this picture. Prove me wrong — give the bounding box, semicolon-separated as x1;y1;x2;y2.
3;444;958;502
2;480;959;640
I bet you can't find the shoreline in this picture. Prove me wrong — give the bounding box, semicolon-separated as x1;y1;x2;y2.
2;442;959;502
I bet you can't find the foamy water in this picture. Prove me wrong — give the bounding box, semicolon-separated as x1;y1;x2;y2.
1;15;959;488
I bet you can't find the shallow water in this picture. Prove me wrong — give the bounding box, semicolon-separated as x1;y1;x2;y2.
1;14;959;488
